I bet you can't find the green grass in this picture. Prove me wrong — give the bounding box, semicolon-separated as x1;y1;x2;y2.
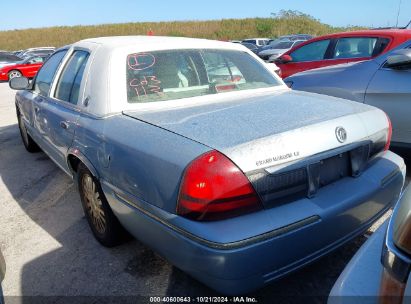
0;13;366;51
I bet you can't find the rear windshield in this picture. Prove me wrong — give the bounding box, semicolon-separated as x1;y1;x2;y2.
126;49;281;103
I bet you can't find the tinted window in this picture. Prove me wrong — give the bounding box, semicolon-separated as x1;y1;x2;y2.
54;50;89;104
243;40;256;45
333;37;378;59
126;49;280;103
290;40;331;62
27;57;44;64
34;50;67;96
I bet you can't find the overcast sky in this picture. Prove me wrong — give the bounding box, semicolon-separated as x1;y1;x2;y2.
1;0;410;31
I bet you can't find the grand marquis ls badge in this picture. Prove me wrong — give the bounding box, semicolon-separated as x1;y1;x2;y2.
335;126;347;143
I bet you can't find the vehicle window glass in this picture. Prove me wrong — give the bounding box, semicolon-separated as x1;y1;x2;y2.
33;50;67;97
333;37;378;59
373;38;390;56
126;49;281;103
54;50;89;104
28;57;44;64
290;40;331;62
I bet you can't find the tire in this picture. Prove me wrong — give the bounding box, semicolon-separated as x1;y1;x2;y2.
17;109;40;153
8;70;22;80
77;163;129;247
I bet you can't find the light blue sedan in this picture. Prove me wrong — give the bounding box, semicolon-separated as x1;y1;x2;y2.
9;36;406;294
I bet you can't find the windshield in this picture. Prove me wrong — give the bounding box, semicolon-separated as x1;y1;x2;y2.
126;49;281;103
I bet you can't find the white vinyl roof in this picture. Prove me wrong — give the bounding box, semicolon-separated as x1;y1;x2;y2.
66;36;285;116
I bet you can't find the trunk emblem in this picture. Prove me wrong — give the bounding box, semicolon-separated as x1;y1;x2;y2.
335;127;347;143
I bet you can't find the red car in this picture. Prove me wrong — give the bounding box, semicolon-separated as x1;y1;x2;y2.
275;29;411;78
0;55;47;81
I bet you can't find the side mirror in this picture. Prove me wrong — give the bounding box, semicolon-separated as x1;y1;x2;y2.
276;54;292;64
9;77;30;90
386;49;411;69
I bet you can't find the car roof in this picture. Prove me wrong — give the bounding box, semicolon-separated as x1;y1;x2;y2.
75;36;251;52
312;29;411;40
242;38;270;41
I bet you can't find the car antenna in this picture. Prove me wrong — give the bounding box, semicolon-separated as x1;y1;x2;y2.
395;0;402;27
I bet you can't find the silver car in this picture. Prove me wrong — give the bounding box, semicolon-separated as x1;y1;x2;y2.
285;40;411;155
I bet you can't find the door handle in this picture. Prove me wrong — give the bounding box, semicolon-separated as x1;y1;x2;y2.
60;121;69;129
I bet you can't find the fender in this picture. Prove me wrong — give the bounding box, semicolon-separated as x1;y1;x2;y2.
67;146;100;179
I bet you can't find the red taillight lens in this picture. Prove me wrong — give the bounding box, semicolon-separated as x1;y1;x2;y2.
384;113;393;151
177;150;262;221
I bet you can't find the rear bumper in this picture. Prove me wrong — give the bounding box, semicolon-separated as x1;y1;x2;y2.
104;151;405;295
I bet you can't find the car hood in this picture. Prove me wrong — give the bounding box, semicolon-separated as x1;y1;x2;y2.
124;89;383;172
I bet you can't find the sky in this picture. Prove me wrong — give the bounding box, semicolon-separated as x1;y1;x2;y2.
1;0;410;31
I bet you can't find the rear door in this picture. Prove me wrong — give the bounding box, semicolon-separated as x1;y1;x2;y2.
37;49;91;172
364;54;411;145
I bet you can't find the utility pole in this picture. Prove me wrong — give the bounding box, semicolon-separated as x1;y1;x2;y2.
396;0;402;27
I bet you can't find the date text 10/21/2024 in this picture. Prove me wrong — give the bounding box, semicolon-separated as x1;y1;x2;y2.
149;296;258;303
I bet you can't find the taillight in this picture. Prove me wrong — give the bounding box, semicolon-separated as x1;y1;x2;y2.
384;113;392;151
177;150;262;221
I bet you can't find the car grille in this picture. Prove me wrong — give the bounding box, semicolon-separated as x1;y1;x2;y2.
247;144;374;209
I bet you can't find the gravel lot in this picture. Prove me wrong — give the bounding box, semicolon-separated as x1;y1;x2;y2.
0;82;406;304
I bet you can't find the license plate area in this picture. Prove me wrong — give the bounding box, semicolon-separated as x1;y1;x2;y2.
307;144;370;198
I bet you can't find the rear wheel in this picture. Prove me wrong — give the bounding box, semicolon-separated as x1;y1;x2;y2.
77;163;129;247
8;70;22;80
17;109;40;153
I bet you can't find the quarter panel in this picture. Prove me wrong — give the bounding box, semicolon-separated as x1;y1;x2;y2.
81;114;211;213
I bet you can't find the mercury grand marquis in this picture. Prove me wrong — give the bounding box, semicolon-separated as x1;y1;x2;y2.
9;36;406;294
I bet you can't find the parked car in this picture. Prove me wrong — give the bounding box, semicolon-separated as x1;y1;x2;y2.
10;36;405;295
0;249;5;304
275;29;411;78
258;39;306;61
240;42;260;54
329;184;411;303
275;34;313;41
242;38;270;47
16;47;55;58
0;55;48;81
285;40;411;157
0;51;22;62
